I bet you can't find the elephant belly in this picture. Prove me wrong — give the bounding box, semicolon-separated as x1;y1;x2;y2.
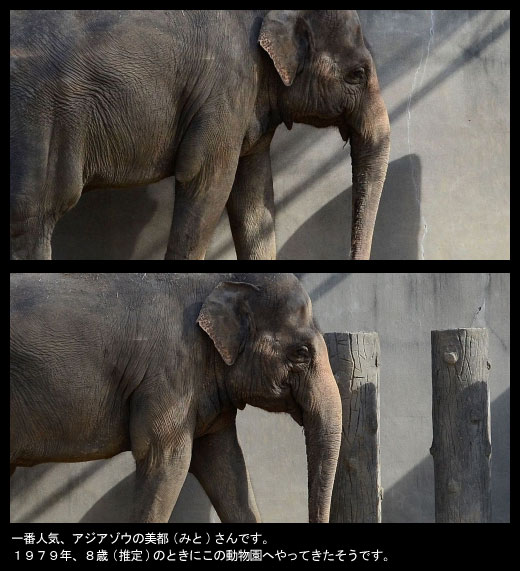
10;378;133;467
11;418;132;467
82;96;180;191
83;142;177;191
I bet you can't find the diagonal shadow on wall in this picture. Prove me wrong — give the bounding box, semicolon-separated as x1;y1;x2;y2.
10;461;106;522
387;14;510;125
359;10;483;93
79;472;215;523
10;464;54;501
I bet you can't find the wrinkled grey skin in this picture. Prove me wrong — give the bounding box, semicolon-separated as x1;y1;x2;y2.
10;10;389;260
10;274;342;523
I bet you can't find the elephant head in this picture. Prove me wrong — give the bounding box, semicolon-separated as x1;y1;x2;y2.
197;274;342;522
259;10;390;260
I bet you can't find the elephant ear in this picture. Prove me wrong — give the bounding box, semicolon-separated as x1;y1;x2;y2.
197;281;260;366
259;10;306;87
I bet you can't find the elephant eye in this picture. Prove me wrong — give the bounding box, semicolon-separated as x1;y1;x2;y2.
345;67;365;83
288;345;311;364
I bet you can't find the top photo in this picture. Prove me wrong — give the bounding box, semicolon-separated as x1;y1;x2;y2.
10;10;510;260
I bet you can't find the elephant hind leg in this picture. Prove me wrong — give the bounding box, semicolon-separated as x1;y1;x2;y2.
10;190;83;260
10;213;58;260
10;158;84;260
10;127;83;260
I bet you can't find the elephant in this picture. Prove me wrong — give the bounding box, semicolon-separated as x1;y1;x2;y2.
10;10;390;260
10;273;342;523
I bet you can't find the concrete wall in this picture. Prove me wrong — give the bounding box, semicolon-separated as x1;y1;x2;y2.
50;10;510;260
10;273;510;523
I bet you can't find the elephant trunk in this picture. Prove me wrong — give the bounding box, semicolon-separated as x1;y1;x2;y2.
298;347;342;522
343;87;390;260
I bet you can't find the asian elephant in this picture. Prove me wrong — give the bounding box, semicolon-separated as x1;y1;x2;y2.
10;273;342;523
10;10;390;260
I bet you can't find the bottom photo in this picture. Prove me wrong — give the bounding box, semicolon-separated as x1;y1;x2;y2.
10;273;509;526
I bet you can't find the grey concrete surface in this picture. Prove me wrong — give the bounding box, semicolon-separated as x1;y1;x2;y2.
49;10;510;260
10;273;510;523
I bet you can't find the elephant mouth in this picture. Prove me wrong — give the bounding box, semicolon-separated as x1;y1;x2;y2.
295;112;344;132
288;403;304;426
339;122;350;142
286;386;304;426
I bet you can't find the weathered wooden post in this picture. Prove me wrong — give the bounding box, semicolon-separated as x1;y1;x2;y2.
325;332;381;523
430;328;491;522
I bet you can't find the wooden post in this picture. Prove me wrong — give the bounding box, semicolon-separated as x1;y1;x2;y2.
325;332;381;523
430;328;491;522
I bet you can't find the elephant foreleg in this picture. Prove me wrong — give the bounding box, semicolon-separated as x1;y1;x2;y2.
132;443;193;523
190;423;261;523
226;149;276;260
